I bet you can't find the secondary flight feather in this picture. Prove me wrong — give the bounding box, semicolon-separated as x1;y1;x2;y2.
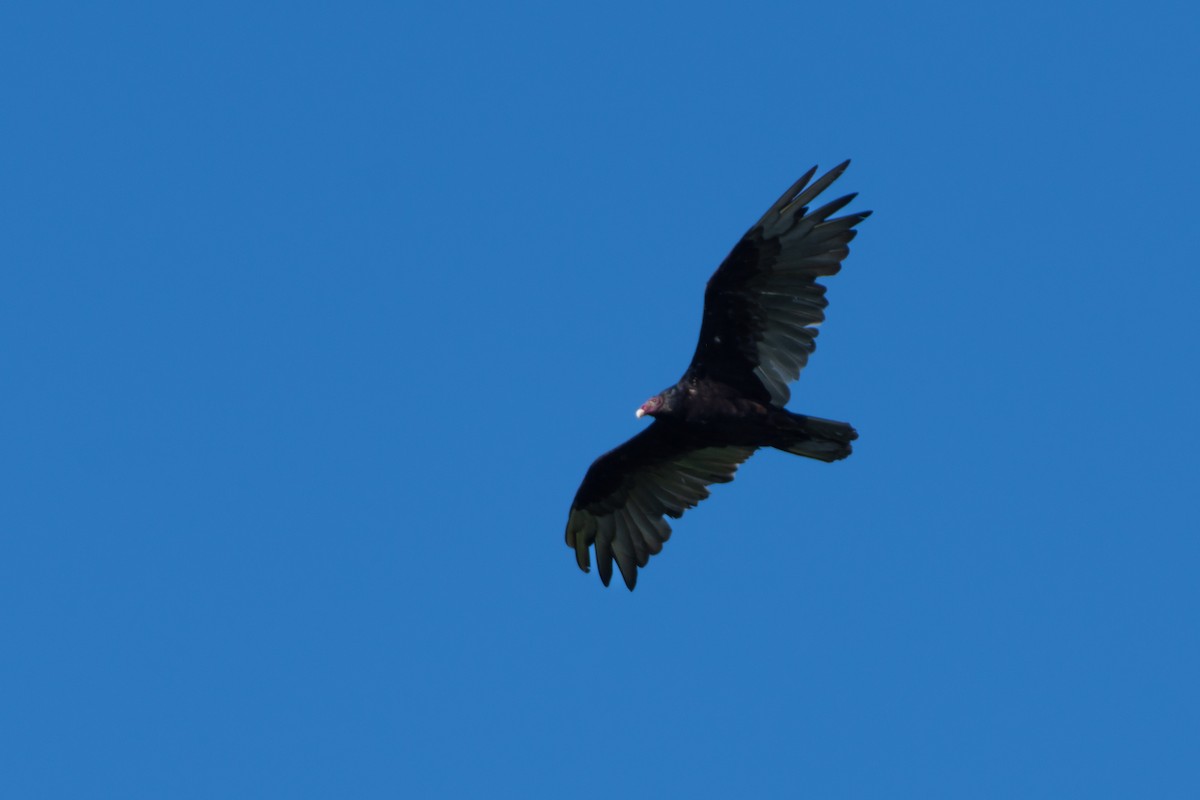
565;161;870;590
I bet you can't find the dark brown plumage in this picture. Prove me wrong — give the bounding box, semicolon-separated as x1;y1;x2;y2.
565;161;870;590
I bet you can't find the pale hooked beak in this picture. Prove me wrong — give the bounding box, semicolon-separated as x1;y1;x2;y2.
635;407;646;418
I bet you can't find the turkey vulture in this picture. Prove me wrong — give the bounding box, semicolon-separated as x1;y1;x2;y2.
564;161;870;590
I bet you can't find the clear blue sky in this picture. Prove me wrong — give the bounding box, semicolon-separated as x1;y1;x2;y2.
3;2;1198;797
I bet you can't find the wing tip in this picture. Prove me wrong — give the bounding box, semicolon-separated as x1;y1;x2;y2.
762;160;856;231
806;158;852;184
618;566;638;591
566;508;594;573
817;159;852;187
766;165;820;217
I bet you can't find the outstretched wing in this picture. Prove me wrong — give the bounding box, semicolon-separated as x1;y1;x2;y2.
685;161;871;405
565;422;755;590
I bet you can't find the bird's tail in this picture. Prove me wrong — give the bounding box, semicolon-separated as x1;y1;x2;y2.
772;413;857;463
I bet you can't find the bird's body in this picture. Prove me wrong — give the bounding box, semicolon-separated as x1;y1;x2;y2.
565;162;869;589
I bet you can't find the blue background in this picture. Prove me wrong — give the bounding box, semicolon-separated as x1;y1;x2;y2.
3;2;1198;797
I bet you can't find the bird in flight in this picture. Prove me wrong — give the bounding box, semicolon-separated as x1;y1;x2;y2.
565;161;870;590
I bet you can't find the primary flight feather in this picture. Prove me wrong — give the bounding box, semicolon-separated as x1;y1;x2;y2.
565;161;870;590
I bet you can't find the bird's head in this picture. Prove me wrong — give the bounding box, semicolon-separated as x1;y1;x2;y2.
635;394;665;419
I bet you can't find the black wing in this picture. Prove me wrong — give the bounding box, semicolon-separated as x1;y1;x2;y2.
565;422;755;590
685;161;871;405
